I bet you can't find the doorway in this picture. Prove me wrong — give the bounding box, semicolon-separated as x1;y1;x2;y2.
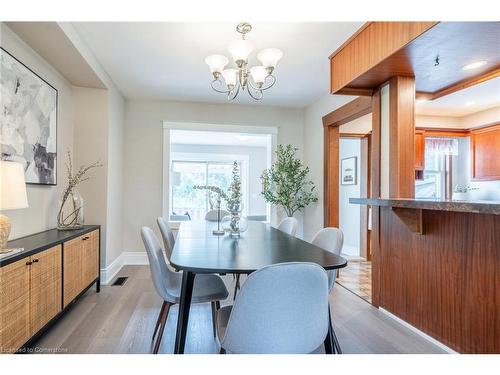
323;97;374;303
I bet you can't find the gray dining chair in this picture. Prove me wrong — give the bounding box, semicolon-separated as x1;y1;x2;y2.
205;209;230;222
216;262;329;354
312;227;344;353
277;217;298;237
157;217;175;260
141;227;229;353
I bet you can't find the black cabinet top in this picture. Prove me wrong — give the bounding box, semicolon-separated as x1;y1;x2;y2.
1;225;100;267
170;221;347;274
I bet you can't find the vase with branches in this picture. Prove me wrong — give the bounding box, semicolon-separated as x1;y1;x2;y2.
261;144;318;217
194;161;247;236
57;150;102;230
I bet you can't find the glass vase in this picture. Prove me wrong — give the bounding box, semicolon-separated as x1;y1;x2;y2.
222;202;248;237
57;189;84;230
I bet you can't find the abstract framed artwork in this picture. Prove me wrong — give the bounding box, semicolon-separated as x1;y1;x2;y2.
1;47;58;185
341;156;357;185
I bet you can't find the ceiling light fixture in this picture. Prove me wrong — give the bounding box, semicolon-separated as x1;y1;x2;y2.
416;98;428;104
462;60;487;70
205;23;282;101
465;101;475;107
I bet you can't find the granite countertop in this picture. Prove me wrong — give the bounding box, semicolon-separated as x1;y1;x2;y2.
349;197;500;215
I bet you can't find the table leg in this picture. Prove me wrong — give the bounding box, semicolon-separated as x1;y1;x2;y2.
174;271;195;354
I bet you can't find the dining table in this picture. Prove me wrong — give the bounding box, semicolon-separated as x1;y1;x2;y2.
169;220;348;354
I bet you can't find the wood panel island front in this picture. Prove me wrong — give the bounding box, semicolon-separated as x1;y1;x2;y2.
350;198;500;353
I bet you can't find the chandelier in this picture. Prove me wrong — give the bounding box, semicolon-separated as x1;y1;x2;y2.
205;22;283;101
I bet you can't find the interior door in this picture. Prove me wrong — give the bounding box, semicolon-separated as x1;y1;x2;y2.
0;258;31;353
82;230;99;288
63;236;83;307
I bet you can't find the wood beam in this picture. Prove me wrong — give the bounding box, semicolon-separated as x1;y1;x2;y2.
324;126;340;228
322;96;372;127
389;76;416;198
370;89;381;307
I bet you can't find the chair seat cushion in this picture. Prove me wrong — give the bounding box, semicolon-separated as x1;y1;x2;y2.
162;273;229;303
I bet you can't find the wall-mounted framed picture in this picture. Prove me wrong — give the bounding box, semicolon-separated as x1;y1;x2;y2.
1;47;58;185
341;156;357;185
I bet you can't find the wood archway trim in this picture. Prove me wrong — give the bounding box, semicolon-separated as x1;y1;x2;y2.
322;96;373;228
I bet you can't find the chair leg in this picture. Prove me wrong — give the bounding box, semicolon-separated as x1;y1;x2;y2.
152;301;167;341
233;274;241;301
211;301;217;338
328;305;342;354
219;347;226;354
331;326;343;354
153;302;171;354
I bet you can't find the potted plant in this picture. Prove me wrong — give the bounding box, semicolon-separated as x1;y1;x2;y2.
261;144;318;217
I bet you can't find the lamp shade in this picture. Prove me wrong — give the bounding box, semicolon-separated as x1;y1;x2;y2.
250;66;268;85
0;161;29;210
227;39;253;62
257;48;283;69
205;54;229;74
221;69;238;87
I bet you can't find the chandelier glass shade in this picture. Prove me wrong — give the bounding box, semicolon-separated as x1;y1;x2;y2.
205;23;282;100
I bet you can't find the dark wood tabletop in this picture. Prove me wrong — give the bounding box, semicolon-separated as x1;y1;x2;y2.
170;220;348;274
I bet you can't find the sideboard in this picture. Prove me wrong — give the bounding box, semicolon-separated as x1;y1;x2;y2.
0;225;100;354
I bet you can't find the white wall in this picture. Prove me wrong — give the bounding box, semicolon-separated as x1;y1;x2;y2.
123;100;304;252
2;23;126;270
302;93;357;241
338;138;361;256
105;88;125;266
171;143;267;216
72;87;109;265
1;23;75;240
416;115;463;129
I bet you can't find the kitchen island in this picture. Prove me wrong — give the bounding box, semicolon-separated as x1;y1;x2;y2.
350;197;500;353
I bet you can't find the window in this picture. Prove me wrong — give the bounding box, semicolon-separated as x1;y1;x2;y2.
415;137;458;200
171;160;242;220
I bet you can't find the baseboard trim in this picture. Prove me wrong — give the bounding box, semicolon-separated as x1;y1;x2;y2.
379;307;458;354
100;251;149;285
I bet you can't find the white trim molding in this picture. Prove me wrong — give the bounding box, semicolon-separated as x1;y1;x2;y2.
162;121;278;135
100;251;149;285
379;308;458;354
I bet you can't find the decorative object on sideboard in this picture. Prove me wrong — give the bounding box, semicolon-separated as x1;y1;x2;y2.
0;47;58;185
57;150;102;230
341;156;357;185
261;144;318;218
0;161;29;252
205;22;282;101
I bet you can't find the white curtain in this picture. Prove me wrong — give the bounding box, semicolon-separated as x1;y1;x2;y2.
425;137;459;155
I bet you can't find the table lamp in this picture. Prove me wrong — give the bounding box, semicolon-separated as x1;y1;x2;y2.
0;161;29;252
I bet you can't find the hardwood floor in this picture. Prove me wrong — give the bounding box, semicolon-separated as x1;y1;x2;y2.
32;265;445;354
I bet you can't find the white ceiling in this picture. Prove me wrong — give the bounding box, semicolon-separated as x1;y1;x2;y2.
72;22;363;107
170;130;269;147
416;76;500;117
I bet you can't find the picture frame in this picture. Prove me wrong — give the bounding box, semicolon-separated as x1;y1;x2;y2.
341;156;357;185
1;47;58;185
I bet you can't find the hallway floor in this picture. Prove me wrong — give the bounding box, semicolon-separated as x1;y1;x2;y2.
337;258;372;303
